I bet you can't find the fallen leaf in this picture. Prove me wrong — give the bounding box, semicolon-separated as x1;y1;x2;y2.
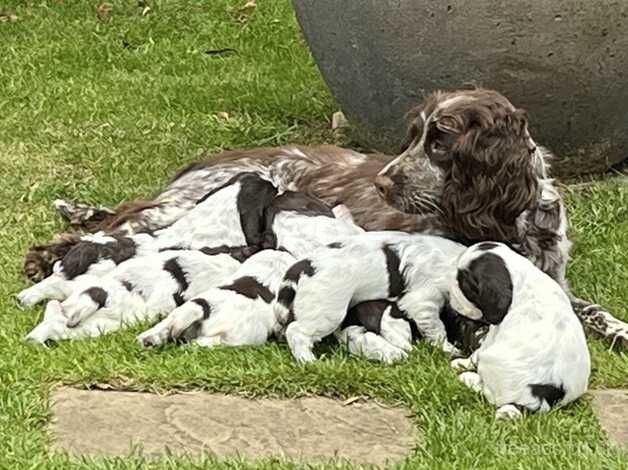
216;112;230;120
204;48;237;56
0;11;18;22
332;111;349;130
141;6;151;16
95;2;112;21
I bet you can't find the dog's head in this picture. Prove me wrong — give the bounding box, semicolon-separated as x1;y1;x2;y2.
375;88;542;243
449;242;514;325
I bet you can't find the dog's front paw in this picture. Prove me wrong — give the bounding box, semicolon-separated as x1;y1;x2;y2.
16;288;42;308
495;404;523;420
137;324;170;348
458;371;483;393
450;357;474;372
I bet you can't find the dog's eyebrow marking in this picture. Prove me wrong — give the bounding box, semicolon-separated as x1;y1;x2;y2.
382;244;404;297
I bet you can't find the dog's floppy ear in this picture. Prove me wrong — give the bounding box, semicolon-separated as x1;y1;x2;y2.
458;253;513;325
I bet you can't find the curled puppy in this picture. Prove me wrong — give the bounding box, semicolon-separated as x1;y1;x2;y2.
137;249;295;349
449;242;591;419
25;250;240;344
275;232;466;362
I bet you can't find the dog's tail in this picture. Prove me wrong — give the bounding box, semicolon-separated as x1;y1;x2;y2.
273;259;316;329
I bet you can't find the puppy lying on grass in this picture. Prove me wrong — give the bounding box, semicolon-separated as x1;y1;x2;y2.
449;242;591;419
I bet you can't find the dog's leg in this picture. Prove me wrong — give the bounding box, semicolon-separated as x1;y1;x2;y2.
24;233;83;282
62;286;110;327
337;326;408;363
16;269;73;307
570;296;628;349
24;300;67;344
400;289;461;355
137;299;206;347
458;371;483;393
379;309;413;352
285;322;317;363
53;199;116;229
495;404;523;420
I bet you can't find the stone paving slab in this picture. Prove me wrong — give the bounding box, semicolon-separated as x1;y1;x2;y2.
591;389;628;450
48;387;416;465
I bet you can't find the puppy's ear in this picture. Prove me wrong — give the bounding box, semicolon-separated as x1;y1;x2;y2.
460;253;513;325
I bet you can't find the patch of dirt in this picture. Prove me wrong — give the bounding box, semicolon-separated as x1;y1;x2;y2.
591;389;628;450
48;387;417;465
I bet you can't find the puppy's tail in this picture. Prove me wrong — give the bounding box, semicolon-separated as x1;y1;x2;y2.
273;277;296;328
528;383;566;412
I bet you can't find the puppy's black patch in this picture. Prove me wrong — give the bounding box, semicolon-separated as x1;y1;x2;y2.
342;300;392;334
221;276;274;303
439;300;488;353
84;287;107;308
382;244;404;297
327;241;343;249
61;236;137;279
163;258;189;291
236;173;278;247
276;285;296;308
200;245;258;262
529;383;565;408
192;298;212;319
284;259;315;284
457;252;513;325
476;242;499;251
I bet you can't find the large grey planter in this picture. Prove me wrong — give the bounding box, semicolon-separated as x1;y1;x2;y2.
293;0;628;177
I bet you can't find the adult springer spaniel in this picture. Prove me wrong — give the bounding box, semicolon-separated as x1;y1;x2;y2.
22;88;628;350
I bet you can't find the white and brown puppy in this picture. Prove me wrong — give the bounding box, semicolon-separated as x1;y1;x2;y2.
275;232;466;363
137;249;295;348
25;249;241;344
449;242;591;419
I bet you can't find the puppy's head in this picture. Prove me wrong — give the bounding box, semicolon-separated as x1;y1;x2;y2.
449;242;513;325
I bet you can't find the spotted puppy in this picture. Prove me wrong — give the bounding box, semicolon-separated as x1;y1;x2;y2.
17;172;275;309
261;190;363;259
275;232;466;362
449;242;591;419
25;249;241;344
137;249;295;348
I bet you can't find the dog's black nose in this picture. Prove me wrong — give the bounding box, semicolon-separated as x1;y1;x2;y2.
374;175;394;198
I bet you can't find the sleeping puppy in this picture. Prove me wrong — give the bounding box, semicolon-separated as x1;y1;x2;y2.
449;242;591;419
274;232;466;362
17;172;275;308
24;249;241;343
137;249;295;348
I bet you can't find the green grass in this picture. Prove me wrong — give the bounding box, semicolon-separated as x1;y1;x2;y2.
0;1;627;468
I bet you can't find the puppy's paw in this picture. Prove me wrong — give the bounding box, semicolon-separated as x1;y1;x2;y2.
450;357;474;372
495;404;523;420
379;346;408;364
137;327;168;348
458;371;483;393
16;288;42;308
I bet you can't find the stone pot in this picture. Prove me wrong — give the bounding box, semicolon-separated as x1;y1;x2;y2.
293;0;628;177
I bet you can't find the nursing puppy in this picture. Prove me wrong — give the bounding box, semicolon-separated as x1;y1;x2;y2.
275;232;466;362
137;249;295;348
17;172;275;308
336;300;420;363
25;249;241;343
449;242;591;419
262;190;364;259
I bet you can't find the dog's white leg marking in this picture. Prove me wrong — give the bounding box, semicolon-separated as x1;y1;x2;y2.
450;356;475;372
17;273;71;307
495;404;523;420
193;335;222;348
285;322;317;363
337;326;408;363
458;371;484;393
379;310;413;352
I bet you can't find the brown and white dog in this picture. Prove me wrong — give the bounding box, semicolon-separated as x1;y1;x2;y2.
22;88;628;350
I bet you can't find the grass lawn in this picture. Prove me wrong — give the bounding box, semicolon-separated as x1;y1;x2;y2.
1;1;627;468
